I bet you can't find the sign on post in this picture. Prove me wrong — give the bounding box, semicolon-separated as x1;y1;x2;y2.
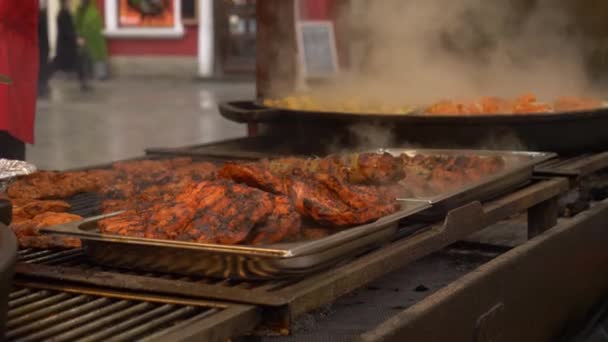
296;21;340;79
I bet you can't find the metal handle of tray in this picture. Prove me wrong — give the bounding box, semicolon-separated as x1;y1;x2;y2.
218;101;281;123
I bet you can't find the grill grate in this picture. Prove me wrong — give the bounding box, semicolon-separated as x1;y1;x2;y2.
67;193;102;218
6;286;219;342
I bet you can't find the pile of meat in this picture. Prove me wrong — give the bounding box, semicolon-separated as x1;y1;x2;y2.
4;153;506;249
99;153;404;246
4;154;405;248
398;154;505;197
425;94;603;115
6;158;217;249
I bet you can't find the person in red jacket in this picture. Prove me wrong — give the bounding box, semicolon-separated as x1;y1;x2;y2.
0;0;39;160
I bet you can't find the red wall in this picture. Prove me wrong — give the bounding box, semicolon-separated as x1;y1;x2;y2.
300;0;330;20
97;0;198;57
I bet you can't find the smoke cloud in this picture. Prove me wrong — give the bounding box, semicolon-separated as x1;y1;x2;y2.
292;0;596;106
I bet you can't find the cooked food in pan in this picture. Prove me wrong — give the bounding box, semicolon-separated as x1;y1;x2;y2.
264;94;603;115
424;94;603;115
3;153;506;249
263;96;414;115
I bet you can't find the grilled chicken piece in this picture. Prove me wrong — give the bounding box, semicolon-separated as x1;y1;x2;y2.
98;161;217;218
11;212;83;249
179;180;275;244
12;200;71;222
99;180;297;245
341;152;405;185
262;152;404;185
221;161;400;228
98;209;147;237
7;171;101;200
249;196;301;245
399;154;505;196
288;172;400;227
219;162;286;194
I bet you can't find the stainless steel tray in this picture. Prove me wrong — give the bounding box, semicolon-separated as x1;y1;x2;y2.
41;200;430;280
383;149;557;217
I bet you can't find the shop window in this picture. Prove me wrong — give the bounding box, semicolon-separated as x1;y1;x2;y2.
103;0;184;38
181;0;197;24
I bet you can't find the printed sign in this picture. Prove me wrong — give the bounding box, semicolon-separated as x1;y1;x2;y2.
296;21;340;78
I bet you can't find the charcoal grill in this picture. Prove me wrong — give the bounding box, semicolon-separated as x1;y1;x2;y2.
14;170;568;336
8;147;608;340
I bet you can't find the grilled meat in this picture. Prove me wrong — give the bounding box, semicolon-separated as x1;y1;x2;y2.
12;200;71;222
261;152;404;185
7;171;100;200
288;172;400;227
100;161;217;205
99;179;297;245
11;212;82;249
180;181;275;244
219;162;286;194
249;196;301;245
221;163;400;227
399;154;504;196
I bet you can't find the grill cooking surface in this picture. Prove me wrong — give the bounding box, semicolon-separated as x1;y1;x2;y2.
66;193;102;218
6;287;217;342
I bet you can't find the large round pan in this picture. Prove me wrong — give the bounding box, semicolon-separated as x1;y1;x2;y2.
219;101;608;154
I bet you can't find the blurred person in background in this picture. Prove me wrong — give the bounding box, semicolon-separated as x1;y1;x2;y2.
51;0;91;91
38;0;50;98
75;0;108;80
0;0;39;160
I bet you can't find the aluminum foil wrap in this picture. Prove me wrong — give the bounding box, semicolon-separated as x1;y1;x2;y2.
0;159;37;193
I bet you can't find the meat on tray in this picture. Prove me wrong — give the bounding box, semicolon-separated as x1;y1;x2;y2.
399;154;505;197
12;200;71;222
99;179;301;245
3;153;506;248
219;162;400;227
12;212;82;249
5;158;217;249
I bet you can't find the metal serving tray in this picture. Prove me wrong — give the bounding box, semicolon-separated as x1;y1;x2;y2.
41;200;430;280
384;149;557;217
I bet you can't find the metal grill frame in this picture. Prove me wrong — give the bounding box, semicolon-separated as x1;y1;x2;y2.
361;197;608;342
15;142;608;338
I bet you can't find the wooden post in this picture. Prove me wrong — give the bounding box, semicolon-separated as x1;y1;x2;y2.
256;0;297;100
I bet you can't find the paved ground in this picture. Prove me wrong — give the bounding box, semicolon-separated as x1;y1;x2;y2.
29;78;252;170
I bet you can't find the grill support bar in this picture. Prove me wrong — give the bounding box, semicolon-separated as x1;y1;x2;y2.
362;198;608;342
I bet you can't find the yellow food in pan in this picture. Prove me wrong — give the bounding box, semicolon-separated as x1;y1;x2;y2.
263;96;415;115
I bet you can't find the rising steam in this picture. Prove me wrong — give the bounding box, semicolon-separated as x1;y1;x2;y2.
290;0;596;106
